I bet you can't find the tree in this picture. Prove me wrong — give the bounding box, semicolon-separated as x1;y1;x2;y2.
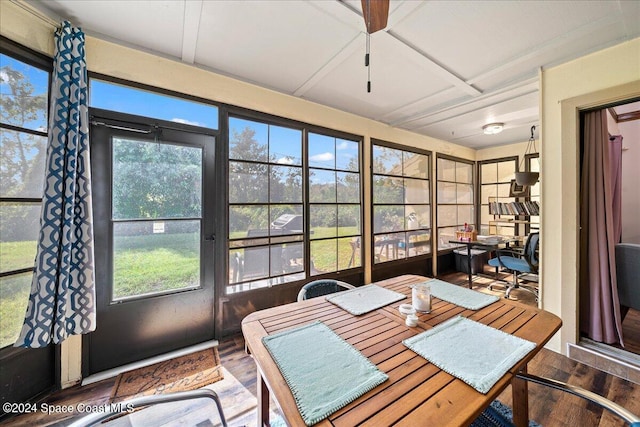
0;64;48;241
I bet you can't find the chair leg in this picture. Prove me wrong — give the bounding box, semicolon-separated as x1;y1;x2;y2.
505;272;538;302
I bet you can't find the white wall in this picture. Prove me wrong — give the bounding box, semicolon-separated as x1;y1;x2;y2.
618;119;640;243
541;37;640;353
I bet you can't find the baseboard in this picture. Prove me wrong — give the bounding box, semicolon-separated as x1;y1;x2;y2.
568;340;640;385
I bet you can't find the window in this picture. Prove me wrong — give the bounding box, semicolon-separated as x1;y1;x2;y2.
479;158;517;235
309;132;361;274
0;50;50;348
372;142;431;263
436;155;474;251
227;116;363;293
89;78;218;129
228;117;304;292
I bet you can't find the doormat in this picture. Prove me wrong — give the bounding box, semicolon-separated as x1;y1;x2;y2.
110;347;223;403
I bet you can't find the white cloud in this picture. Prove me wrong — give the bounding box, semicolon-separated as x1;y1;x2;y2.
0;70;9;84
171;118;202;126
276;157;294;165
310;152;334;162
336;141;349;150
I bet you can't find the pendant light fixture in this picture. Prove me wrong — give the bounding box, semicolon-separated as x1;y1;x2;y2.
515;125;540;186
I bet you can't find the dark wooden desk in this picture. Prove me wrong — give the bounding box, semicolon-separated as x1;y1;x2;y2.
448;239;500;288
242;274;561;427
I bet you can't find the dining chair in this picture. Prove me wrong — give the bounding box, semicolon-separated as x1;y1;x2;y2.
297;279;355;301
488;232;539;300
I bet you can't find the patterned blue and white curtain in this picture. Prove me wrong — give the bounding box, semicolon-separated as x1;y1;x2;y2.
15;21;95;348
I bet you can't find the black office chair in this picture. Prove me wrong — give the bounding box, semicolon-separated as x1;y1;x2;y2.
297;279;355;301
488;232;539;300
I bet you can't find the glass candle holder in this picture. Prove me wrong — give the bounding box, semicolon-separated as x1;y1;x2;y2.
412;283;431;313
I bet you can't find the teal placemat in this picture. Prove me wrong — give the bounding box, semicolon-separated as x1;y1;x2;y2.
403;316;535;394
325;284;406;315
427;279;499;310
262;321;388;425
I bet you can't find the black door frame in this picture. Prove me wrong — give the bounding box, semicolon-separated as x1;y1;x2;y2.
83;109;219;375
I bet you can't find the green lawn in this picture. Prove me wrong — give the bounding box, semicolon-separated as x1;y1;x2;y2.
0;229;360;347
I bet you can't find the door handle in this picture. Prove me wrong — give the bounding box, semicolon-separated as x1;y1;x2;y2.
205;234;215;241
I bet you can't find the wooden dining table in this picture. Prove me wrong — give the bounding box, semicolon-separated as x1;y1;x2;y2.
241;274;561;427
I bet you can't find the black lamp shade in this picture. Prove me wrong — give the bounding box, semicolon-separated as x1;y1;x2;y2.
515;172;539;186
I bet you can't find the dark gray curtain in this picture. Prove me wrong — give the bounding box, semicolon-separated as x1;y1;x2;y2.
579;110;623;346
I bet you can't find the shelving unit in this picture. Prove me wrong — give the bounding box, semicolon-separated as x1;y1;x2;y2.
488;196;539;237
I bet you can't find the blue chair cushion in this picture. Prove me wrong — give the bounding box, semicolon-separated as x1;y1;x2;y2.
488;256;535;273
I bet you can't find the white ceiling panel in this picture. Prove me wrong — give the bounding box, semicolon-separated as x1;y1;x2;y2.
24;0;640;148
31;0;186;59
392;1;618;82
301;34;456;119
194;1;360;93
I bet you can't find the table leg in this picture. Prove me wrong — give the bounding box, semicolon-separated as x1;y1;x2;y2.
257;370;270;427
511;366;529;427
466;244;473;289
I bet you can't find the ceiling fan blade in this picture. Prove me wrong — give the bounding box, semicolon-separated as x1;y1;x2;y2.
361;0;390;34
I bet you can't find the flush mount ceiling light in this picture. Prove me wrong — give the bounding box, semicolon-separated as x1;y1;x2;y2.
482;123;504;135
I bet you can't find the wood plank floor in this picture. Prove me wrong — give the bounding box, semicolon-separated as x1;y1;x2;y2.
3;333;639;427
2;274;639;426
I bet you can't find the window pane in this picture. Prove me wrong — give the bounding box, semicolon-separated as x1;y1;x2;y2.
374;205;404;233
497;161;515;182
311;239;337;275
336;172;359;203
406;205;430;230
281;242;304;275
0;272;31;348
309;169;336;203
338;205;360;237
232;246;269;283
407;230;431;256
0;202;40;273
90;79;218;129
437;158;455;181
229;205;268;239
481;163;497;183
481;184;497;204
310;205;337;238
338;237;360;269
0;54;48;132
456;183;473;204
497;183;511;198
372;145;402;175
403;152;428;178
335;139;359;172
112;139;202;219
437;227;457;249
437;182;456;204
270;165;302;203
374;233;404;263
229;161;268;203
0;130;47;198
458;205;474;225
373;176;403;204
269;125;301;166
229;117;268;162
270;206;303;235
456;162;473;184
308;133;335;169
405;178;429;204
113;220;200;300
437;205;457;227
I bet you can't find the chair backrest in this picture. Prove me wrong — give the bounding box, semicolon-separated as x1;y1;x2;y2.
297;279;355;302
524;232;540;270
